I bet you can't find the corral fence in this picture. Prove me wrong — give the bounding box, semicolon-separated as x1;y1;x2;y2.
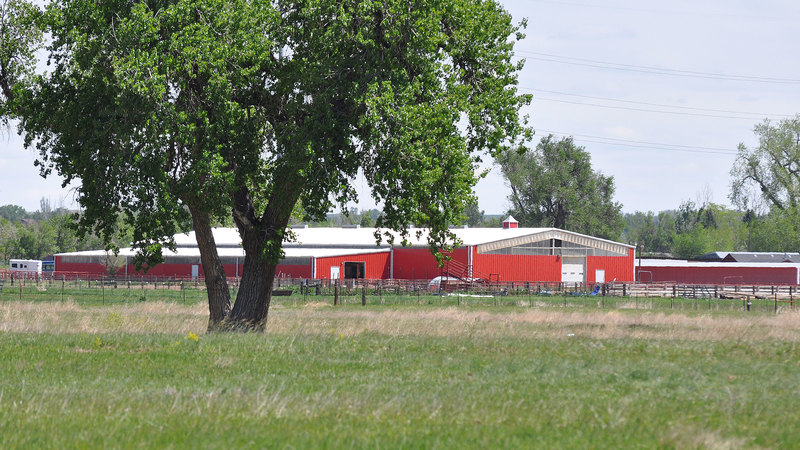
1;271;799;313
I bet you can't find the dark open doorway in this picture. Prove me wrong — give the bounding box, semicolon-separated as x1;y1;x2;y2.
343;261;366;279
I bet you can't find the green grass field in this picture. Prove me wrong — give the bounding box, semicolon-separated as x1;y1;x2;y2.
1;294;800;448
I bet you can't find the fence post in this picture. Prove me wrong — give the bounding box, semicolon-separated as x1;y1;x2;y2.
334;282;339;306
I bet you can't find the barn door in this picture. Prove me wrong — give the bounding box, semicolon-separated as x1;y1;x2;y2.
595;270;605;283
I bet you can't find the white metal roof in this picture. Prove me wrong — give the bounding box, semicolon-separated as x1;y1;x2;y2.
59;226;631;258
173;226;632;249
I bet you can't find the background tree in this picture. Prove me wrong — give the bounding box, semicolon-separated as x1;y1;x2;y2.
622;211;675;254
8;0;531;331
0;0;41;114
730;115;800;212
666;200;748;259
729;115;800;254
499;134;623;240
0;203;132;264
746;208;800;252
462;200;485;227
0;204;29;222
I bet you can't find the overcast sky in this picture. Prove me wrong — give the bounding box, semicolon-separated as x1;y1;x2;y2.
1;0;799;215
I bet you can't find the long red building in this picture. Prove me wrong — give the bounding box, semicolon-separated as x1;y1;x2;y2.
637;259;800;285
54;218;636;284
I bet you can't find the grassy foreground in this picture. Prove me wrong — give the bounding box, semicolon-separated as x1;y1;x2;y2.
1;301;800;448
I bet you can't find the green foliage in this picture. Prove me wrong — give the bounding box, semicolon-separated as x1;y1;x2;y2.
462;199;485;227
671;225;713;259
730;115;800;211
499;134;623;240
622;211;675;254
0;203;131;263
746;207;800;252
0;204;29;222
625;202;753;258
0;0;42;115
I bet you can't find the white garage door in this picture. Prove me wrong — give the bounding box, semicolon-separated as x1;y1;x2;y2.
561;263;585;283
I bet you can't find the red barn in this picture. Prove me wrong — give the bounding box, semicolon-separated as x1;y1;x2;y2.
637;259;800;285
54;224;636;284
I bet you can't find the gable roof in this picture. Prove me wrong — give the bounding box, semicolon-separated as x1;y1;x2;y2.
474;228;631;255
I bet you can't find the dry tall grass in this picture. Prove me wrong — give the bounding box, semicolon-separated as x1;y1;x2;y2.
0;301;208;334
3;300;800;342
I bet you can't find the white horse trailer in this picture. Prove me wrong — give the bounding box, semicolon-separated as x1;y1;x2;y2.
9;259;44;273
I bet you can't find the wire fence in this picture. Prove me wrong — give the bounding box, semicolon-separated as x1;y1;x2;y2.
1;275;798;314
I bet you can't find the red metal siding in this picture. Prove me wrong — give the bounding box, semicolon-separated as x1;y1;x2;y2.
316;252;391;280
275;265;312;279
587;249;635;283
54;258;110;276
639;265;798;285
473;253;562;282
53;244;636;283
391;248;468;280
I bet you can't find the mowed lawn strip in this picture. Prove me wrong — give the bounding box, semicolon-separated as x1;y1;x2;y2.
1;302;799;448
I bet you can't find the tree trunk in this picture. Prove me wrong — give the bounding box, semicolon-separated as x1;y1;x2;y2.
190;207;231;331
225;224;280;331
225;180;300;332
227;250;276;332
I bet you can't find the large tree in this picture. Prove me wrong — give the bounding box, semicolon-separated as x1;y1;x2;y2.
730;115;800;212
499;134;623;240
3;0;531;331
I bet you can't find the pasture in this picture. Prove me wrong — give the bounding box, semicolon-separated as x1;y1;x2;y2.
1;295;800;448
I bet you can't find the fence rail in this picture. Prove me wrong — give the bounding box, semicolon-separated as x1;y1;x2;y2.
1;274;798;314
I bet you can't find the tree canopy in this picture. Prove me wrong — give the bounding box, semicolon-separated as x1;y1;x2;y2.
498;134;623;240
3;0;532;330
730;115;800;212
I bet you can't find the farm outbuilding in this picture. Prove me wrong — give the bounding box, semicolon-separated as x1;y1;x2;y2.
53;219;636;284
637;258;800;285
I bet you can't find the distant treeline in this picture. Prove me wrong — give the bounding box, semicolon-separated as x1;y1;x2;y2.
0;200;131;264
4;199;798;264
622;201;800;258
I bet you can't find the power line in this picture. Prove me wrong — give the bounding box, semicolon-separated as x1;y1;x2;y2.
538;129;740;156
528;0;793;22
533;96;767;120
529;89;793;119
515;51;800;84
